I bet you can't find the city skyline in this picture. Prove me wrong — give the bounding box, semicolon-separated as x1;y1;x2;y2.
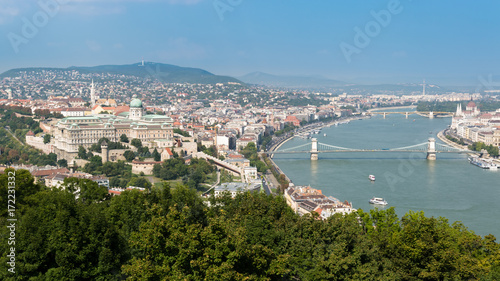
1;0;500;86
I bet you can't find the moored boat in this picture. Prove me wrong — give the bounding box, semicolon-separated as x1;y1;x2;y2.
468;156;497;169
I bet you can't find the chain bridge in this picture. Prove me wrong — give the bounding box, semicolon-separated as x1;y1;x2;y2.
271;138;478;160
367;111;454;119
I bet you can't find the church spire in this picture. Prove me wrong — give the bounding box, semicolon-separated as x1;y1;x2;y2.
456;103;463;117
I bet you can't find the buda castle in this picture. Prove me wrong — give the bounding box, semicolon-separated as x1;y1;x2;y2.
52;96;174;160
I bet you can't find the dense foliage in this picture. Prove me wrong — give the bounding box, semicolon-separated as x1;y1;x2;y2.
240;142;269;173
469;142;500;157
446;134;466;145
174;128;191;137
417;100;500;113
1;169;499;280
89;137;129;153
417;101;465;112
153;158;214;190
274;123;296;137
0;111;59;166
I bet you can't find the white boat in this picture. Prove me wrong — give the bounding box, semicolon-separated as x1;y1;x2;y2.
368;175;375;181
469;156;497;169
369;197;388;205
323;133;327;137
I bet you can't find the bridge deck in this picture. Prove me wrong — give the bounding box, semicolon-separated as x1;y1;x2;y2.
272;150;476;154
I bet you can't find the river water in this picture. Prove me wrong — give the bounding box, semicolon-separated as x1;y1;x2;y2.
273;112;500;237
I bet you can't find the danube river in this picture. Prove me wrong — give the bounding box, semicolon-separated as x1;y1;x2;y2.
273;113;500;237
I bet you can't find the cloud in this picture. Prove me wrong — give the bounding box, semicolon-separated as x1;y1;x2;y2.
0;0;204;19
86;40;101;51
63;0;203;4
60;4;126;16
0;1;21;24
392;51;407;58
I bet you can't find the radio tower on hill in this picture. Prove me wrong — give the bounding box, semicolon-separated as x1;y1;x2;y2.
422;79;426;96
90;79;96;106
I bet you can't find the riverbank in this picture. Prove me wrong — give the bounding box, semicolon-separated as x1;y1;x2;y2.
437;129;468;150
439;129;500;166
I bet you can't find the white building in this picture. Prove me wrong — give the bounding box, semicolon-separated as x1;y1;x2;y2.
51;97;174;161
213;182;261;198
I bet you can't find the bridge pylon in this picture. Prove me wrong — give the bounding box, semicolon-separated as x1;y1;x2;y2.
427;137;436;160
311;138;318;160
405;112;408;119
429;111;434;119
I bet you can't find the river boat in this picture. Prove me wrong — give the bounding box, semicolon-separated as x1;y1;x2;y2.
323;133;327;137
368;175;375;181
468;156;497;169
369;197;388;205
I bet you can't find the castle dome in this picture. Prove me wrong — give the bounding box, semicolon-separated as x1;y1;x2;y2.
130;98;143;108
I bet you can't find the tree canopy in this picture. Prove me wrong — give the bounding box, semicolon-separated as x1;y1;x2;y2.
1;168;499;280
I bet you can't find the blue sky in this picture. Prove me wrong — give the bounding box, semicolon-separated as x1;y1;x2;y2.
1;0;499;85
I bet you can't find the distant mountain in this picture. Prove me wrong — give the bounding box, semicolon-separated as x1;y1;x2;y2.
1;62;243;84
238;72;347;89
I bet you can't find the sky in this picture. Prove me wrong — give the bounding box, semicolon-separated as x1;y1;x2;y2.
1;0;500;86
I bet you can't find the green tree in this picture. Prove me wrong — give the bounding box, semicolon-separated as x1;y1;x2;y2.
127;177;152;190
0;189;126;280
83;155;103;174
86;151;94;159
0;168;43;217
78;145;88;159
123;150;136;162
131;138;142;148
48;152;57;163
57;159;68;167
43;134;51;144
120;134;129;143
174;128;191;137
138;146;150;156
152;148;161;161
241;142;257;158
61;177;109;204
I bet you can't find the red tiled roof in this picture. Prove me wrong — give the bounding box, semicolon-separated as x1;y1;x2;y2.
163;148;173;156
31;168;70;177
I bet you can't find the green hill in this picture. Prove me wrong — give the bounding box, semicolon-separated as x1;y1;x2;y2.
1;62;243;84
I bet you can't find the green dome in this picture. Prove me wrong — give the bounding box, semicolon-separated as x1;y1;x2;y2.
130;98;142;108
